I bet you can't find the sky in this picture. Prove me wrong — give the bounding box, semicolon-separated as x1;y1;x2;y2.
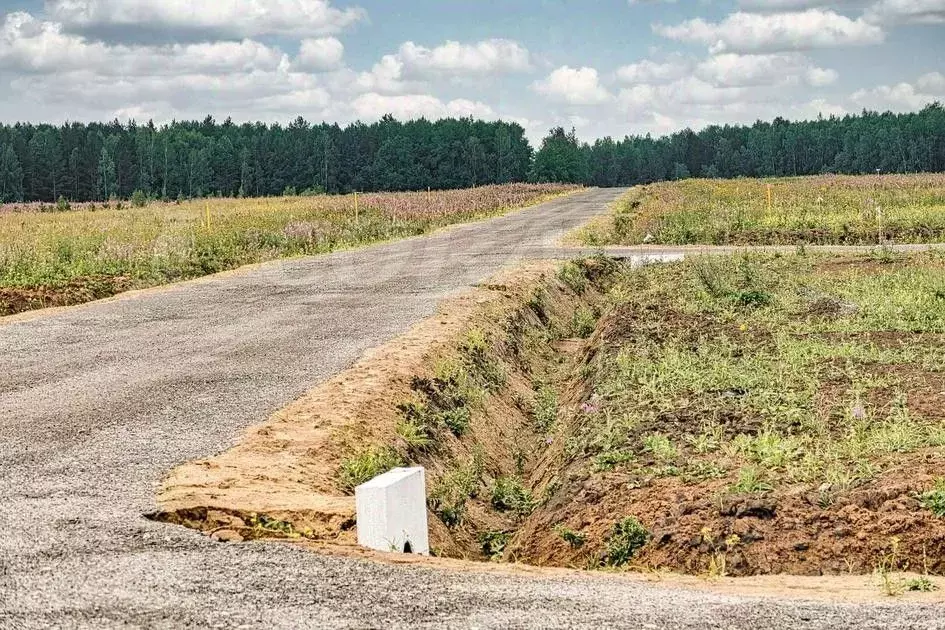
0;0;943;142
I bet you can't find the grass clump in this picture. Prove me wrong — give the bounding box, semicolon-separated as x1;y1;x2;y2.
459;329;506;391
338;446;404;493
731;466;773;494
593;449;635;472
428;453;484;527
604;517;650;567
642;433;678;462
906;576;938;592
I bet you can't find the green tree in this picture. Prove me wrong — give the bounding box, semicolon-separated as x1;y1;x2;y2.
0;144;24;202
531;127;588;183
99;146;116;200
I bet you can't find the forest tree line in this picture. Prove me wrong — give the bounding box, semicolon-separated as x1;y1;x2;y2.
0;103;943;203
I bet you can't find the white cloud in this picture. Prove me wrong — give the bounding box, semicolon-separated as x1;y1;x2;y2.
738;0;864;9
46;0;366;38
350;93;495;121
694;53;837;87
295;37;344;71
353;38;531;95
852;73;945;111
616;57;690;84
864;0;945;24
532;66;612;105
918;71;945;92
655;9;884;53
356;54;411;94
396;39;532;76
806;66;838;86
0;12;285;75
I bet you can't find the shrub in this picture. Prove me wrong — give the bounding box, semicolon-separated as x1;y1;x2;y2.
460;329;505;390
56;195;70;212
338;446;403;493
440;406;471;437
558;261;588;294
572;307;597;338
131;189;148;208
478;530;511;559
555;524;587;548
532;385;558;432
919;479;945;517
491;476;535;516
605;517;650;566
428;458;482;528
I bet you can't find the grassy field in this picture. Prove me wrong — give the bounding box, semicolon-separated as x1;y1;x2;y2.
0;184;576;316
520;250;945;578
578;174;945;246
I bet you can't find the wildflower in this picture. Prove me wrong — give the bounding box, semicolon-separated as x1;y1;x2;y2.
581;394;601;414
851;402;866;420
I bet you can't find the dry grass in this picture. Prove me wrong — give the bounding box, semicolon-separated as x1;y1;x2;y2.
579;174;945;246
0;184;576;315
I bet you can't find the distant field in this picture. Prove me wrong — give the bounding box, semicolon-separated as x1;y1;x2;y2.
0;184;576;316
578;174;945;246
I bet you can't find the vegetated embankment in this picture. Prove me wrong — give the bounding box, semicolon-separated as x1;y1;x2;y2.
155;250;945;584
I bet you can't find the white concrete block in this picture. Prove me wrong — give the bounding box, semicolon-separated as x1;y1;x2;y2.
355;467;429;555
630;253;685;268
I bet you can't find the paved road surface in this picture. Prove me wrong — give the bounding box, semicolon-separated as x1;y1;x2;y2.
1;189;940;629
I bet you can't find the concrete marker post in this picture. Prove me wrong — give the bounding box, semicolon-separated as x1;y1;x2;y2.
355;467;429;555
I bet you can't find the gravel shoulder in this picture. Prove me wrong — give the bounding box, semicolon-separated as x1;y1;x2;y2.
2;188;942;629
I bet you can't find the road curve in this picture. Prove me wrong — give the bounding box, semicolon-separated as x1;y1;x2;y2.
0;188;940;629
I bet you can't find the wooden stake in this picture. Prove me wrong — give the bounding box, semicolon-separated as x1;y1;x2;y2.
766;184;772;212
354;191;359;223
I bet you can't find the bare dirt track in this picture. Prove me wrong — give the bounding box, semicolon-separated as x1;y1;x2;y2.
1;188;944;629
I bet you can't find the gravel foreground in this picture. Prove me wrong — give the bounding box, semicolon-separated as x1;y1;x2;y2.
1;188;942;629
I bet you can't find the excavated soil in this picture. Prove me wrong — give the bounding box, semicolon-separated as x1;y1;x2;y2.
0;276;134;316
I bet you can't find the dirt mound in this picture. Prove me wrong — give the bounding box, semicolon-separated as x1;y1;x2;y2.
0;276;133;316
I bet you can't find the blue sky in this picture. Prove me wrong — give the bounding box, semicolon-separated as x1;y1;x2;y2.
0;0;943;142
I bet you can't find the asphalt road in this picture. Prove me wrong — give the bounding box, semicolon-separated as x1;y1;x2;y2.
1;188;941;629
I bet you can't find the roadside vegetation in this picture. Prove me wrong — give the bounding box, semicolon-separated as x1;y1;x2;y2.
0;183;575;316
515;250;945;577
578;174;945;246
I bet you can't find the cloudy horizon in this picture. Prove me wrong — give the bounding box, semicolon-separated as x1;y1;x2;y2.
0;0;943;142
